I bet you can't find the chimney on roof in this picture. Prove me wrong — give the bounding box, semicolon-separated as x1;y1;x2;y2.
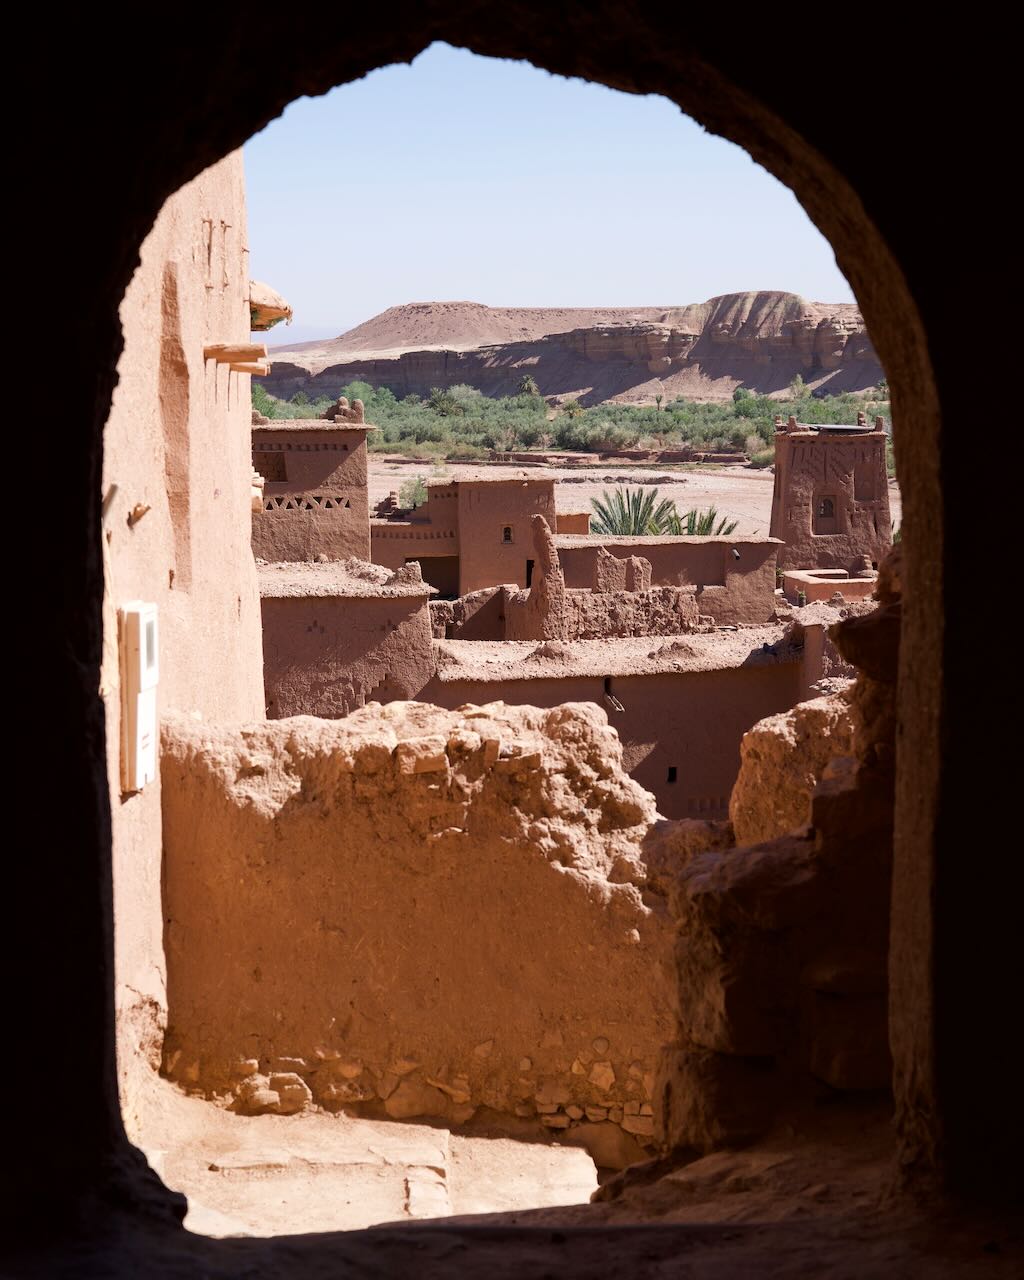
774;414;785;432
787;415;798;430
875;415;885;429
857;410;867;426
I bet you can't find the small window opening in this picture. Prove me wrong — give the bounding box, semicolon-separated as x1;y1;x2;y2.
813;494;838;535
254;450;287;481
525;558;534;587
667;766;677;784
602;676;625;713
502;525;514;544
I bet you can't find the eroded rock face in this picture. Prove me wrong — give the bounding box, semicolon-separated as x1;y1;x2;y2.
729;692;854;847
265;293;882;405
161;701;672;1159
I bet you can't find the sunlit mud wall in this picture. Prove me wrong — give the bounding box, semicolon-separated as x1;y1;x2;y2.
161;702;674;1163
102;151;264;1132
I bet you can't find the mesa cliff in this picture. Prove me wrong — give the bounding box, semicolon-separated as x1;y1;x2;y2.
266;293;882;406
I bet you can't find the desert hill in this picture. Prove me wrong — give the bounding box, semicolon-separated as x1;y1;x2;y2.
266;293;881;406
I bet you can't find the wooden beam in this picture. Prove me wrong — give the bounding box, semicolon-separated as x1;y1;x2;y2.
230;361;271;376
204;342;268;363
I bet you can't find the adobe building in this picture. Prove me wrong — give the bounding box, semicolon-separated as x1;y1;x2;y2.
371;475;590;595
254;513;816;816
98;151;270;1133
251;402;373;563
552;528;780;627
433;518;782;641
260;559;435;718
419;623;825;820
770;411;891;571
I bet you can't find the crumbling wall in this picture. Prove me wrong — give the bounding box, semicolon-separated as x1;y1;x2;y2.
504;516;708;641
421;652;815;823
161;701;674;1162
729;691;855;846
555;534;779;626
592;546;652;594
652;550;900;1153
430;586;508;640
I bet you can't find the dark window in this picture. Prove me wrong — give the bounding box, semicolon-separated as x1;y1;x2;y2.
525;559;534;587
813;494;838;535
667;766;677;784
502;525;513;544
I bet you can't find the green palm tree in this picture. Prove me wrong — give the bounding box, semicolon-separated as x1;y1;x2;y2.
666;506;739;536
517;373;540;397
590;487;677;535
427;387;462;417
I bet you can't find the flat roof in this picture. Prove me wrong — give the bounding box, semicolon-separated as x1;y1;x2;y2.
433;625;802;681
428;475;554;487
253;419;377;433
552;534;782;547
787;424;881;435
258;560;435;599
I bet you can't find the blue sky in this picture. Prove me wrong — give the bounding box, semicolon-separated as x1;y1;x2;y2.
245;43;852;344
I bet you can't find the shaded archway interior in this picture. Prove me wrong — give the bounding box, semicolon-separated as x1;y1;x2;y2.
39;6;1013;1261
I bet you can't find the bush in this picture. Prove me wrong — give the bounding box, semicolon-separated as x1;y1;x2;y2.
399;476;428;508
252;382;276;418
427;387;463;417
553;418;597;451
252;381;888;462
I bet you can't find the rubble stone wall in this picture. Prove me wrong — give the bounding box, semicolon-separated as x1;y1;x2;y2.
161;702;674;1163
653;554;899;1153
555;535;780;626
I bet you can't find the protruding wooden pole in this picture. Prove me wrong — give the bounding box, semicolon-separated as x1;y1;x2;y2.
204;342;269;363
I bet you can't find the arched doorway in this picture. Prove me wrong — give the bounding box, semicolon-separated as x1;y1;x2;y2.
36;11;1012;1267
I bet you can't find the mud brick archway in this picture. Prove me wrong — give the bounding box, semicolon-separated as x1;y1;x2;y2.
29;3;1013;1265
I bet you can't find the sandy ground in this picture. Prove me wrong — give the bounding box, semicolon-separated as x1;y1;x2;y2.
134;1073;894;1240
369;458;902;538
129;1075;942;1254
136;1078;597;1238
